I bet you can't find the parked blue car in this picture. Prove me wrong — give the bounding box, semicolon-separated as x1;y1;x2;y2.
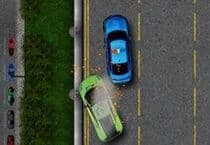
7;63;15;81
103;15;132;84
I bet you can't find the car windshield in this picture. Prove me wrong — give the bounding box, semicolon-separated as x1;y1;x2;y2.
112;63;128;75
108;30;127;41
86;86;108;106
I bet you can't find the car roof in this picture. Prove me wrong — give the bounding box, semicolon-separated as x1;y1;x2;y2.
110;40;127;64
92;100;111;120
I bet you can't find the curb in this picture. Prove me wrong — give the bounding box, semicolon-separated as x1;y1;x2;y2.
74;0;83;145
15;0;25;144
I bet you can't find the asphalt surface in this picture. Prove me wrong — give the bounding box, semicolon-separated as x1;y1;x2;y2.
84;0;210;145
196;1;210;144
0;0;17;144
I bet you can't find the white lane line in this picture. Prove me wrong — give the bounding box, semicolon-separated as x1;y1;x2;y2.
4;63;6;81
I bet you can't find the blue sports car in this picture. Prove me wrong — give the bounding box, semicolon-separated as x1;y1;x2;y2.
103;15;132;84
7;63;15;81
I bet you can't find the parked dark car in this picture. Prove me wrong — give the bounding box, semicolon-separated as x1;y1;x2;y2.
7;110;15;129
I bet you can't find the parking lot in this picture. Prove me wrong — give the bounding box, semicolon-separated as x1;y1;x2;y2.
0;0;18;144
83;0;210;145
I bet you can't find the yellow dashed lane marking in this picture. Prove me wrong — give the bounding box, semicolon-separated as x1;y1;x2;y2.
138;88;141;116
193;12;197;41
138;13;141;41
193;87;197;117
193;50;197;80
138;50;141;79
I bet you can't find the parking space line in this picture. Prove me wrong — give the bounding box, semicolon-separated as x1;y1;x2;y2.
138;126;141;145
4;64;6;81
193;87;197;117
138;13;141;41
3;37;6;56
138;50;141;79
4;88;6;105
4;111;6;129
193;12;197;41
193;50;197;80
193;124;197;145
137;88;141;116
4;135;6;145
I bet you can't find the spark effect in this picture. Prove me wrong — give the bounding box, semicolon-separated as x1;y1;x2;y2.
100;75;125;109
90;66;102;73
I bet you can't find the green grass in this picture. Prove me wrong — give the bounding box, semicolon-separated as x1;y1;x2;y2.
21;0;74;145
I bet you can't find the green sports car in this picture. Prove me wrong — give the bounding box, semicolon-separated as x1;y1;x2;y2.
79;75;123;142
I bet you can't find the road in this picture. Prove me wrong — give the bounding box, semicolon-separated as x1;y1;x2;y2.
0;0;17;144
83;0;210;145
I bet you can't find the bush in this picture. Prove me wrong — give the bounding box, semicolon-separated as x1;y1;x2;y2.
21;34;53;145
21;0;43;19
21;0;74;144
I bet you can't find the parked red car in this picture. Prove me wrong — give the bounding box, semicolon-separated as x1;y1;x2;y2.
7;135;14;145
8;37;15;56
